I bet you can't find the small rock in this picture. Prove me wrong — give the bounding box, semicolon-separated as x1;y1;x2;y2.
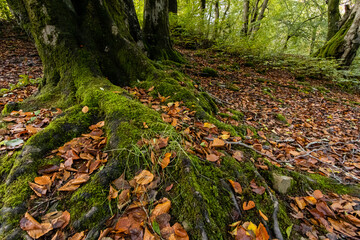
272;173;293;194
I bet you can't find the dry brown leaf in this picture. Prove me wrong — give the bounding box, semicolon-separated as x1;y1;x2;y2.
150;198;171;222
212;138;225;147
243;201;255;211
232;151;243;162
107;185;118;200
134;170;154;185
228;179;242;194
144;227;156;240
58;174;90;191
20;212;53;239
160;152;172;169
29;182;47;197
313;190;324;199
295;197;307;210
68;231;85;240
206;153;219;162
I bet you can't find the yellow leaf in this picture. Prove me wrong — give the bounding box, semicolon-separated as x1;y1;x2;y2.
82;106;89;113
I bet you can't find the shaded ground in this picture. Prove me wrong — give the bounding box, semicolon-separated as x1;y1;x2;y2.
178;47;360;183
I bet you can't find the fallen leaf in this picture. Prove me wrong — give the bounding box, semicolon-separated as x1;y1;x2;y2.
107;185;118;200
233;151;243;162
256;223;270;240
160;152;172;169
20;212;53;239
144;227;155;240
295;197;307;210
259;210;268;221
212;138;225;147
134;170;154;185
150;198;171;222
68;231;85;240
228;179;242;194
313;190;323;199
206;153;219;162
81;106;89;113
243;201;255;211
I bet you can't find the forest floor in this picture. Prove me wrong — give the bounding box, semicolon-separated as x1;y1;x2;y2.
0;21;360;239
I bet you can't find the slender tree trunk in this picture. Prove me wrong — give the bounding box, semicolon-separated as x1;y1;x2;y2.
242;0;250;35
214;0;220;39
327;0;341;40
169;0;178;14
143;0;182;61
309;25;318;55
314;1;360;66
250;0;270;36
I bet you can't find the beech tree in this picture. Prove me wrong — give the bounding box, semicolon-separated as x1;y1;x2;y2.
0;0;239;239
314;0;360;66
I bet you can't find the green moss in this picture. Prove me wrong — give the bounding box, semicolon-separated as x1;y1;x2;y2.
276;113;288;124
202;67;218;77
308;174;360;196
225;83;240;91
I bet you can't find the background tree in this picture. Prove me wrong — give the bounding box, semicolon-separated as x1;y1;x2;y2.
314;0;360;66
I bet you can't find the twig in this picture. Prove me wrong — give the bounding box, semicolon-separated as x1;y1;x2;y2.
220;179;242;217
252;164;284;240
204;137;282;165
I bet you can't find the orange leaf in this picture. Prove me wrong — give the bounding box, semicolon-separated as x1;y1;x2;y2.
150;198;171;222
259;210;268;221
144;227;155;240
81;106;89;113
295;197;307;210
107;185;118;200
212;138;225;147
256;223;270;240
229;179;242;194
173;222;189;239
304;196;317;205
134;170;154;185
243;201;255;211
34;175;51;186
160;152;172;169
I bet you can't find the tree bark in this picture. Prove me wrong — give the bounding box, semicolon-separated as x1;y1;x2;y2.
327;0;341;40
143;0;182;61
250;0;270;36
314;1;360;66
241;0;250;35
169;0;177;14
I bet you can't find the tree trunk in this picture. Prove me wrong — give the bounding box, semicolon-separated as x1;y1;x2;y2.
143;0;181;61
214;0;220;39
250;0;270;36
327;0;341;40
0;0;235;239
241;0;250;35
169;0;178;14
314;1;360;66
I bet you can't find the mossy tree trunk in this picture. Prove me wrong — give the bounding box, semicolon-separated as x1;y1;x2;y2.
0;0;238;239
327;0;341;41
143;0;182;61
314;1;360;66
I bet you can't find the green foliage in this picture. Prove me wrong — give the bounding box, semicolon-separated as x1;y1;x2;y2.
0;0;12;20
